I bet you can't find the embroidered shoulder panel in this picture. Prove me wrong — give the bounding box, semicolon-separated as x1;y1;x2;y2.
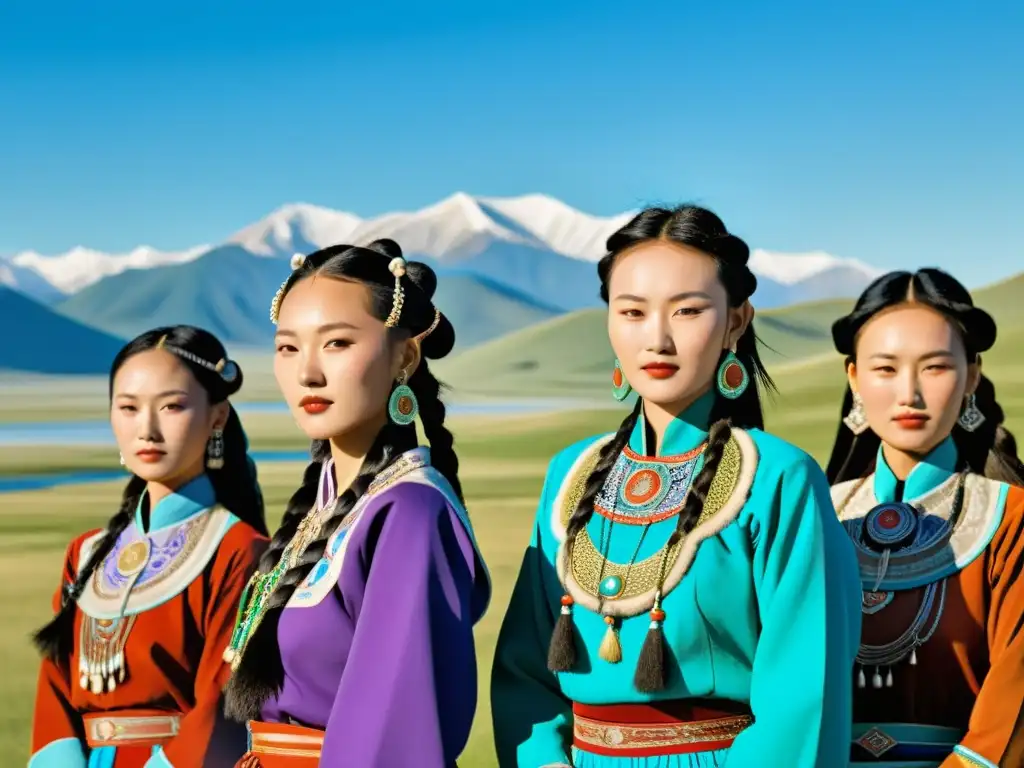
287;449;487;611
835;472;1006;589
75;506;239;620
552;429;759;617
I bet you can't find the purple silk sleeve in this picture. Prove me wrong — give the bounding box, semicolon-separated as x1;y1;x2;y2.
319;482;480;767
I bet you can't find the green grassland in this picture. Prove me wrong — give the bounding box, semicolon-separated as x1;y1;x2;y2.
1;274;1022;765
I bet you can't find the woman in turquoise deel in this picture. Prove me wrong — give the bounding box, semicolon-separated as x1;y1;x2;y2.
490;204;863;768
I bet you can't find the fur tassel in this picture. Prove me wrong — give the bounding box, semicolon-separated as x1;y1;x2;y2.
546;595;577;672
598;615;622;663
634;608;667;692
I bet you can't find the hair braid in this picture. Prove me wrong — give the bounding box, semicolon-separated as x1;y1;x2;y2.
667;419;732;547
546;399;641;672
223;426;415;721
33;475;145;661
408;361;463;503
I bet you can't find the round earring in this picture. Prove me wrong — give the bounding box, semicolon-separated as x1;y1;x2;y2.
716;347;749;400
388;372;419;425
611;358;632;401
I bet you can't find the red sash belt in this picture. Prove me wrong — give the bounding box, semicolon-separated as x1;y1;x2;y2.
240;721;324;767
572;700;753;757
83;709;182;748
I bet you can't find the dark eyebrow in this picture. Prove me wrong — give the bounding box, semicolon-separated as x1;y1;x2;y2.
868;350;955;361
275;321;359;338
115;390;189;399
613;291;713;302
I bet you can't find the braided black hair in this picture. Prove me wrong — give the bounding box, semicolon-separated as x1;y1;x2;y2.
548;204;774;689
33;325;265;662
223;239;462;720
826;268;1024;486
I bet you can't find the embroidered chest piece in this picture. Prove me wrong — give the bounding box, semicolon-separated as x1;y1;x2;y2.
595;444;704;524
862;502;919;552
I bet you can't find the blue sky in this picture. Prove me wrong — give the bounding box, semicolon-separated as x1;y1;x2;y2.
1;0;1021;286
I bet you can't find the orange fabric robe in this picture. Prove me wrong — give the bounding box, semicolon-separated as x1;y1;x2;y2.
30;475;266;768
833;438;1024;768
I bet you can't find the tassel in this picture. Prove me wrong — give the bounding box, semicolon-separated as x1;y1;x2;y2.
634;606;667;692
857;666;866;688
598;615;622;664
872;668;883;689
546;595;577;672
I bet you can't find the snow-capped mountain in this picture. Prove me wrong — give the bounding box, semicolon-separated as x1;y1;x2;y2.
10;245;210;295
749;249;882;286
4;193;881;309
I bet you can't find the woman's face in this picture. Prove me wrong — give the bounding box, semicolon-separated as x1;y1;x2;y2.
110;349;226;486
607;241;751;411
273;274;418;441
850;304;979;457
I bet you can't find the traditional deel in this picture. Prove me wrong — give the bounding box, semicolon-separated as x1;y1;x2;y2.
237;447;493;767
30;473;267;768
491;389;863;768
832;437;1024;768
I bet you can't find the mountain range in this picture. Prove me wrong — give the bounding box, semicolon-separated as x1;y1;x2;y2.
1;193;885;365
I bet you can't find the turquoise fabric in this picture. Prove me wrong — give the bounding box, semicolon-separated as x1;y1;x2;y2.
27;738;87;768
134;473;216;533
872;437;958;503
491;390;863;767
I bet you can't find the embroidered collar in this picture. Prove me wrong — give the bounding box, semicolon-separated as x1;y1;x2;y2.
134;473;215;534
629;388;714;458
874;437;957;503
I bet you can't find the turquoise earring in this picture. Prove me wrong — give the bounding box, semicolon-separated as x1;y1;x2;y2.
388;372;418;425
716;347;749;399
612;359;632;401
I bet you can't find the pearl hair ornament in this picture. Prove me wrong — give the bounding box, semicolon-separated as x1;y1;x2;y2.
156;334;239;384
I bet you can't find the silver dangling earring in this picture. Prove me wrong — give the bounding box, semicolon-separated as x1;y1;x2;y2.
843;392;870;435
958;393;985;432
119;452;125;466
206;429;225;469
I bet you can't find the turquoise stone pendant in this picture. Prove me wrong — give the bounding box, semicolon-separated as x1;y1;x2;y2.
599;575;623;598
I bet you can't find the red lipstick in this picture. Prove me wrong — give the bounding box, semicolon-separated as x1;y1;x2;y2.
893;412;929;430
641;362;679;380
299;395;333;415
135;448;166;464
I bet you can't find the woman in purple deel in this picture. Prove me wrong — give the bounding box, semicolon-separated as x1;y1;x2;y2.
222;240;492;767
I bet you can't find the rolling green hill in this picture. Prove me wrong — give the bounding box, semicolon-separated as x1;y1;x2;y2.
434;273;1024;399
55;247;560;353
0;287;124;374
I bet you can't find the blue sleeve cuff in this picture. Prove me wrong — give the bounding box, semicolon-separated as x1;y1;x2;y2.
27;738;87;768
953;745;997;767
144;746;175;768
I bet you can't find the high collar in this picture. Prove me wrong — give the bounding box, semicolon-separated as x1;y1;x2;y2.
135;473;215;534
873;436;958;503
318;458;338;509
629;388;715;458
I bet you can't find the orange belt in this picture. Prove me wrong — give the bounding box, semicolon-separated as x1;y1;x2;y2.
83;709;182;748
572;700;753;757
242;721;324;767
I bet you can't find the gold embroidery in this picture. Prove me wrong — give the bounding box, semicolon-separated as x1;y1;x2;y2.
573;712;751;752
555;430;758;618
